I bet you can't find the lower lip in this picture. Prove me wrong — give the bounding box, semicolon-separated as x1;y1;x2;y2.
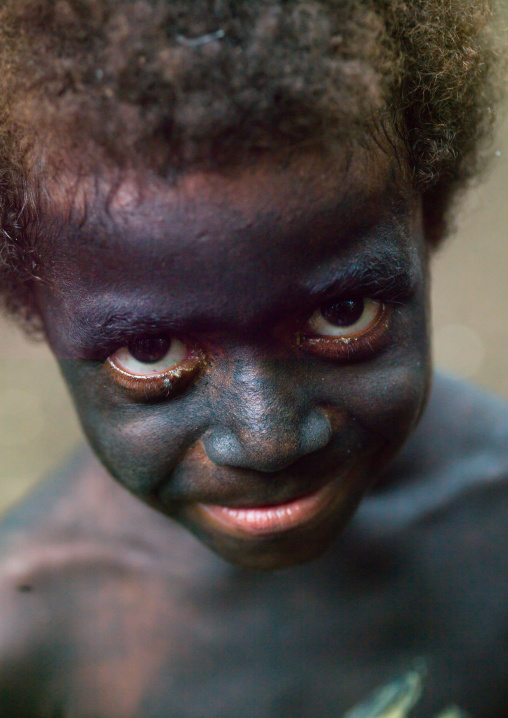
196;479;338;537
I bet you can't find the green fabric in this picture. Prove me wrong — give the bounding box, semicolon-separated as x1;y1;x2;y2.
343;667;470;718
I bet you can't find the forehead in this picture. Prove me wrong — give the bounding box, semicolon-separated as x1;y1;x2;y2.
41;144;413;259
37;145;421;345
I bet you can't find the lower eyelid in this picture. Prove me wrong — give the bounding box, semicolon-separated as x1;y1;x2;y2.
104;352;204;401
296;303;393;360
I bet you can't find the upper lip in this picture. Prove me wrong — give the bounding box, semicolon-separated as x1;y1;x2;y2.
157;456;347;509
154;435;352;508
204;479;331;509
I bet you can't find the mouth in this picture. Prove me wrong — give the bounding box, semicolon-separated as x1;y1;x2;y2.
194;477;340;538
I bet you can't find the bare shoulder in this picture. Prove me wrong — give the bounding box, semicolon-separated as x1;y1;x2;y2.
356;372;508;533
0;449;212;717
0;443;210;615
338;375;508;717
0;448;167;589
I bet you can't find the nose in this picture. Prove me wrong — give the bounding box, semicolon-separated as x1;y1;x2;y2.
203;359;333;473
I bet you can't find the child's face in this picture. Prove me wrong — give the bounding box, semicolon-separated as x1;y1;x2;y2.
36;144;430;570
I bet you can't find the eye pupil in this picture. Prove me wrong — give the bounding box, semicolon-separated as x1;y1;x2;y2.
321;299;364;327
128;337;171;363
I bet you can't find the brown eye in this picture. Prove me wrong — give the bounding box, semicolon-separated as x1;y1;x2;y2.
320;299;366;329
299;298;391;360
113;337;185;375
308;298;382;338
106;336;203;401
128;337;172;364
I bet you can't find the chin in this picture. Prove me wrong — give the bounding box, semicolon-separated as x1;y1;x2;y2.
178;500;359;572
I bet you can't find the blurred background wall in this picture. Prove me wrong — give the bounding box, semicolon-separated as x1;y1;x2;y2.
0;118;507;515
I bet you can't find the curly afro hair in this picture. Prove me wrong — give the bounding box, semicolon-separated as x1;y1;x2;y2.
0;0;504;331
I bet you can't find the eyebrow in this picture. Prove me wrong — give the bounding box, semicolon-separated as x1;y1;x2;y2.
68;307;182;356
304;252;418;304
65;249;418;357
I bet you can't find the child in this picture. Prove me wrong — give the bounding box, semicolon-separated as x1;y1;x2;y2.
0;1;506;716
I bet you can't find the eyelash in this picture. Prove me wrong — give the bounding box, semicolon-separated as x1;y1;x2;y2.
296;302;393;361
102;296;395;400
104;344;204;402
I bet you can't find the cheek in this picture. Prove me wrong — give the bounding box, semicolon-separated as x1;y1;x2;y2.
58;359;207;496
350;361;430;443
358;290;432;445
314;359;429;455
310;304;431;457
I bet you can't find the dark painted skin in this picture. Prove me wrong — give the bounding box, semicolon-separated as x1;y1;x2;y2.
2;377;508;717
37;147;430;570
1;146;508;717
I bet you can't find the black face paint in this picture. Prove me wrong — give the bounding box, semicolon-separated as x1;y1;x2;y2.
37;148;431;570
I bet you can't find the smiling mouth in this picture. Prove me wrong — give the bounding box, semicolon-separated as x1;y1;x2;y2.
195;478;340;537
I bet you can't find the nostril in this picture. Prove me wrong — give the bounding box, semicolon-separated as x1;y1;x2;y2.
202;409;333;472
203;428;244;468
203;427;296;472
299;410;333;456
